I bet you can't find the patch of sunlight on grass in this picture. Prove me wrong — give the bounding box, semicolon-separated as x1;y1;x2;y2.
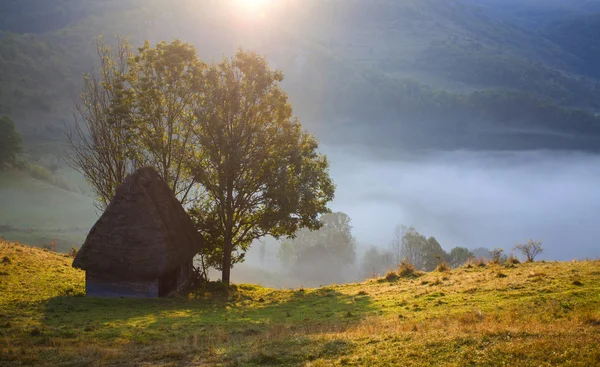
1;240;600;366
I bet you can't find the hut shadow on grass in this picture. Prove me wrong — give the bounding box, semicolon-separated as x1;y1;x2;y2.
39;287;378;365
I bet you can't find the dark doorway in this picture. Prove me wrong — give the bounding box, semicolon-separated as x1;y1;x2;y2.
158;267;179;297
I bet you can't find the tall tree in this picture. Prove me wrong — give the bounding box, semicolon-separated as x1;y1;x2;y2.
190;50;335;285
127;40;204;204
390;224;403;267
421;236;446;271
515;239;544;262
65;38;136;209
399;226;449;271
0;116;22;169
66;38;204;208
400;226;427;269
449;247;474;267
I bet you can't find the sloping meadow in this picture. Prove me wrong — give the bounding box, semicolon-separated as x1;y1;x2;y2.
1;240;599;366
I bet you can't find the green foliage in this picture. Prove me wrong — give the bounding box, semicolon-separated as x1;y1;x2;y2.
67;40;334;283
422;236;446;272
126;39;204;203
449;247;474;268
188;50;335;284
397;226;448;272
0;116;22;169
66;38;202;209
417;37;600;107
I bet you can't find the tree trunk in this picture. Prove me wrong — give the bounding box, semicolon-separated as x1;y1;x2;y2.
222;240;232;285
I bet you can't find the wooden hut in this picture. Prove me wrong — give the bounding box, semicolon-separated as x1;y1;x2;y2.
73;167;204;298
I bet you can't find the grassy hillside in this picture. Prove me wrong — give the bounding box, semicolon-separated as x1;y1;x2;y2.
1;240;599;366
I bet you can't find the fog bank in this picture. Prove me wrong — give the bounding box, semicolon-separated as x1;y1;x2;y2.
324;147;600;261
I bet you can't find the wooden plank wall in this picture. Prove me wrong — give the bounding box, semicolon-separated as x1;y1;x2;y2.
86;272;158;298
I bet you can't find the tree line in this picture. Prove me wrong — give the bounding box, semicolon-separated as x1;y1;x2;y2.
272;214;544;286
361;225;475;279
361;225;544;280
65;38;335;285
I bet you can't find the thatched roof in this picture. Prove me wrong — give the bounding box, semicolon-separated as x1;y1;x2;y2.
73;167;204;279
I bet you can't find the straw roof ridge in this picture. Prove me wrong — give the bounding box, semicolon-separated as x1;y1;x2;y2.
73;167;204;279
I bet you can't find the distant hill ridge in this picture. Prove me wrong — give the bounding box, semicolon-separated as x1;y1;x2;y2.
1;0;600;154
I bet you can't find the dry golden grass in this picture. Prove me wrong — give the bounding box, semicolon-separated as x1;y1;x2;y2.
1;240;599;366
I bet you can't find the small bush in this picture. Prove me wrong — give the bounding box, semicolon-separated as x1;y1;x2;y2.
1;255;11;264
68;247;78;258
496;271;507;278
490;248;504;264
398;260;416;277
385;270;399;282
475;257;488;267
506;254;520;265
435;261;450;272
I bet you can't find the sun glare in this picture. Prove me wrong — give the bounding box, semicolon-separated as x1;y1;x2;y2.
235;0;269;9
233;0;271;18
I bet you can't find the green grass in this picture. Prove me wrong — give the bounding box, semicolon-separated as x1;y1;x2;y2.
1;240;600;366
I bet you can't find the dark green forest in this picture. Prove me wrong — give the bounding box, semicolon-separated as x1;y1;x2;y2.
1;0;600;154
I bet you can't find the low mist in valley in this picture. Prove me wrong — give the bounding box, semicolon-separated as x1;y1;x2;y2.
233;147;600;287
2;0;600;289
2;144;600;288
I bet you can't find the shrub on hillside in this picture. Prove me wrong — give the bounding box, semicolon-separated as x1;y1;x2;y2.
515;240;544;262
490;248;504;264
476;257;488;267
435;260;450;272
506;254;520;265
398;259;417;277
385;270;399;282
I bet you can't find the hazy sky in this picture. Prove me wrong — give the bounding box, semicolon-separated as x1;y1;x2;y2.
323;145;600;261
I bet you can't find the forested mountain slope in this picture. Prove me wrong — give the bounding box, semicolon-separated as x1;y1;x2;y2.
1;0;600;154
